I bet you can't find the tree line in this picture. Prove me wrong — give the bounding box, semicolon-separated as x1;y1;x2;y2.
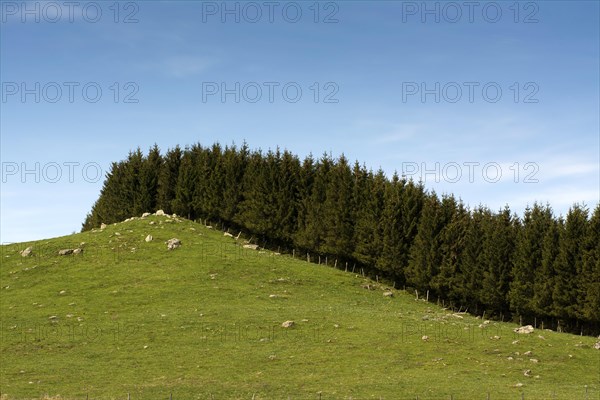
82;143;600;335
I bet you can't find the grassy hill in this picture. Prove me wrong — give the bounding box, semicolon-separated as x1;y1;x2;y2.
1;214;598;399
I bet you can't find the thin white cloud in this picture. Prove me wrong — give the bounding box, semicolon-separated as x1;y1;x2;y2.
539;160;598;180
163;56;215;78
352;120;425;144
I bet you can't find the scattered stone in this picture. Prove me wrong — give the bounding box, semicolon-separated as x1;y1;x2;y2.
515;383;524;388
524;350;532;356
20;247;33;257
224;232;234;238
523;369;532;377
512;340;520;345
100;223;107;230
150;221;155;225
59;290;66;295
383;291;393;297
530;358;539;363
143;345;148;349
422;335;429;341
269;294;279;298
483;320;491;325
206;226;213;229
58;249;74;256
49;316;58;320
115;232;121;236
145;235;153;242
514;325;534;334
334;324;340;328
72;248;83;255
362;284;376;290
538;335;545;340
166;238;181;250
142;212;151;218
268;355;276;360
594;342;600;350
243;244;259;250
301;319;309;322
155;210;166;216
491;335;501;340
281;320;295;328
507;356;514;361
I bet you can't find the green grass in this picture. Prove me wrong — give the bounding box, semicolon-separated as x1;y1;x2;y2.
1;215;599;399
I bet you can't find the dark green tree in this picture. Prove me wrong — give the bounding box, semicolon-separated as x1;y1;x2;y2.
322;154;355;258
581;204;600;325
432;199;470;306
479;206;515;316
406;192;444;293
172;148;197;220
509;203;553;321
552;204;588;324
157;145;182;214
138;144;162;214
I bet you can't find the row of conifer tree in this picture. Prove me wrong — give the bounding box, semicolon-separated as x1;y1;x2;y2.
82;143;600;335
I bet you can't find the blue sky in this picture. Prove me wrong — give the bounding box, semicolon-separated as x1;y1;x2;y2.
1;0;599;243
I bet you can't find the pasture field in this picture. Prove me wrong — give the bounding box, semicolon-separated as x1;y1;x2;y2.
1;215;598;399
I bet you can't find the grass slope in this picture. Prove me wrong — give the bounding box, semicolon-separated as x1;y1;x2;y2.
1;214;599;399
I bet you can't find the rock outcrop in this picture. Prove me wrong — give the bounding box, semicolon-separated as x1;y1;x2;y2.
166;238;181;250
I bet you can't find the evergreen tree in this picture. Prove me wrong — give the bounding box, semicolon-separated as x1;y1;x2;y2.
352;168;385;267
509;203;553;321
294;154;316;251
81;160;124;229
432;199;470;306
138;144;162;214
406;192;444;293
533;214;561;319
399;180;425;274
172;148;197;220
479;206;515;316
377;173;406;278
532;205;559;318
221;142;249;223
123;148;144;216
274;149;301;243
322;154;355;258
553;205;588;323
581;204;600;324
458;206;489;312
237;149;272;236
298;153;332;253
157;145;182;214
204;143;225;221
